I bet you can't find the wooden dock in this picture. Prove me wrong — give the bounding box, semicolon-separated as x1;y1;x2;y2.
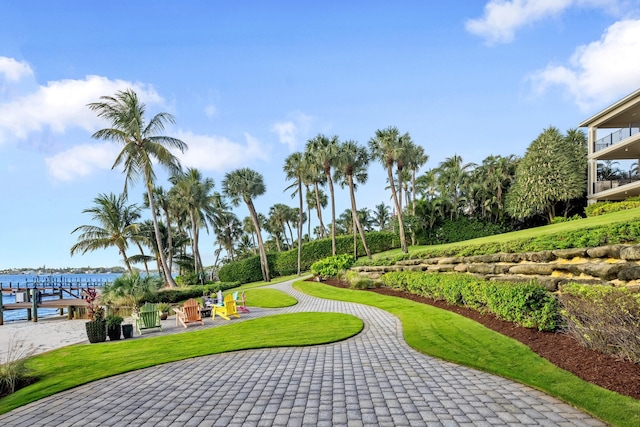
1;287;93;325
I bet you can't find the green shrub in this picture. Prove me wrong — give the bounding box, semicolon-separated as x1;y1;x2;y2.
421;217;512;245
310;254;355;278
0;336;33;396
218;253;278;284
585;199;640;217
559;283;640;363
381;272;559;331
144;282;239;304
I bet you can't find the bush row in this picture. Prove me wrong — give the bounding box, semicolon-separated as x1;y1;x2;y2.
585;197;640;217
219;231;398;284
559;283;640;363
310;254;355;278
367;219;640;266
380;271;559;331
144;282;240;304
419;217;512;246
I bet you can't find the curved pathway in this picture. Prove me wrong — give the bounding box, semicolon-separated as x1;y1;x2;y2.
0;279;605;426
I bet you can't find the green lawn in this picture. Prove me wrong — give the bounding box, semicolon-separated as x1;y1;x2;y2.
0;312;363;414
294;280;640;427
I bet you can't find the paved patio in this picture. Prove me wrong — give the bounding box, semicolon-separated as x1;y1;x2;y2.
0;279;605;426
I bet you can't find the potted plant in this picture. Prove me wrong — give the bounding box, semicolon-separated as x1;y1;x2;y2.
157;302;171;320
83;288;106;343
105;315;124;341
121;323;134;339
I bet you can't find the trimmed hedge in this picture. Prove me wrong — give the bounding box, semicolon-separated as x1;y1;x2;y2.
144;282;240;304
221;231;398;283
381;271;559;331
310;254;355;278
585;197;640;217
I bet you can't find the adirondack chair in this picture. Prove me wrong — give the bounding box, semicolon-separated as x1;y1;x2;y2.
174;298;204;328
213;293;240;321
133;302;162;335
232;291;250;313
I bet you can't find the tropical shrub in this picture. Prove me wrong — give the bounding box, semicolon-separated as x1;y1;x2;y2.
0;336;33;397
585;198;640;217
559;283;640;363
381;272;559;331
310;254;355;279
101;272;163;310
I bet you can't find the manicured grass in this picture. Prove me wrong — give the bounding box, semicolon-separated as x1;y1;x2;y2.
0;312;362;415
242;288;297;308
295;280;640;427
372;207;640;260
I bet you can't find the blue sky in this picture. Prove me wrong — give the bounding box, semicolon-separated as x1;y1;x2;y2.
1;0;640;270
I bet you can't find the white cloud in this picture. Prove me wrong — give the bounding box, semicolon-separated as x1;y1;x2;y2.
45;142;120;181
529;19;640;111
0;57;33;82
271;111;313;151
176;130;269;172
466;0;618;44
0;72;164;144
204;104;218;118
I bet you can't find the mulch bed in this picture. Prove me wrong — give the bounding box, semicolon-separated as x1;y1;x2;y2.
319;278;640;400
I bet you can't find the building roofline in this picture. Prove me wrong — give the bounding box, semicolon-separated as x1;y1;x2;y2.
579;87;640;128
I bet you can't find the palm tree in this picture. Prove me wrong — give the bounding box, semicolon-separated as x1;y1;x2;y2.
269;204;292;249
222;168;270;282
306;134;340;255
436;154;475;220
369;126;409;253
406;144;428;214
169;168;221;277
144;186;175;276
284;152;306;275
334;140;372;259
70;193;142;273
372;203;391;231
88;89;187;287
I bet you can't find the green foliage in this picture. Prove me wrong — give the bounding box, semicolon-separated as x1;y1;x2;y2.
223;231;397;282
381;272;558;331
101;272;164;309
421;217;512;245
0;336;33;397
550;214;582;224
105;315;124;327
144;282;239;304
175;273;200;287
506;127;586;222
585;199;640;217
560;283;640;363
310;254;355;278
218;253;278;284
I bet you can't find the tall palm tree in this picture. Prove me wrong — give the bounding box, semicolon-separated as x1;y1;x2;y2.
284;152;306;275
70;193;142;273
169;168;221;277
369;126;409;253
306;134;340;255
269;203;292;249
334;140;372;259
88;89;186;287
143;186;175;276
406;144;428;214
436;154;474;220
222;168;270;282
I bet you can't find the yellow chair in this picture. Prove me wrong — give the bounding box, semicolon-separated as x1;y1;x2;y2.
213;294;240;321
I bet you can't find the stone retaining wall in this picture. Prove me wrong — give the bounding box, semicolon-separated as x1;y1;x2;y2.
351;244;640;291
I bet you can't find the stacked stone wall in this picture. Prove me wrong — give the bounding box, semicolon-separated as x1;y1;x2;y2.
352;244;640;291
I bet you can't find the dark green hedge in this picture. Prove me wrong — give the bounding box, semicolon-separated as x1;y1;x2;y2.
221;231;398;283
420;217;512;245
144;281;239;304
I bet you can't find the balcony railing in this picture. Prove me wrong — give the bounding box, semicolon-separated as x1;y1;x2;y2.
593;176;640;194
594;121;640;152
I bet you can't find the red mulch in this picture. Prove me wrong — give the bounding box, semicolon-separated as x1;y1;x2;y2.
319;278;640;400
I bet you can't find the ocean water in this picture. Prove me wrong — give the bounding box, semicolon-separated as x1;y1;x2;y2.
0;273;122;322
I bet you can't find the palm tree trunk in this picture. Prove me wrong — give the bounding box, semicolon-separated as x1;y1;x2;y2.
388;165;408;253
135;242;150;275
326;172;337;256
120;247;133;274
146;181;178;287
412;169;417;215
190;210;201;276
313;183;326;238
348;175;371;259
296;181;303;276
247;198;270;282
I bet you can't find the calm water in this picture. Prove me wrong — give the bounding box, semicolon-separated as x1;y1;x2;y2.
0;273;122;322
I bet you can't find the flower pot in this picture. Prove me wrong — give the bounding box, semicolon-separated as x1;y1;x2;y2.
122;324;134;339
107;324;122;341
85;320;106;343
160;313;168;321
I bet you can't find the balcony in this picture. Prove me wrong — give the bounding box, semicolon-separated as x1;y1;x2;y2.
591;176;640;201
594;122;640;152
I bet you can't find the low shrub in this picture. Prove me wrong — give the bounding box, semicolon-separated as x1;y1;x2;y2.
559;283;640;363
585;198;640;217
381;272;559;331
0;335;33;397
310;254;355;279
144;282;239;304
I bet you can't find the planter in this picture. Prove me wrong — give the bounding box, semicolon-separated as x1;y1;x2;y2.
107;324;122;341
122;324;134;339
85;320;106;343
160;313;168;321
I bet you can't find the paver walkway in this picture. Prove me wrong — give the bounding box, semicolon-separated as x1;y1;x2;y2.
0;279;605;426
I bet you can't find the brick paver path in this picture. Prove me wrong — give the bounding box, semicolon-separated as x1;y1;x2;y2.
0;279;605;426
